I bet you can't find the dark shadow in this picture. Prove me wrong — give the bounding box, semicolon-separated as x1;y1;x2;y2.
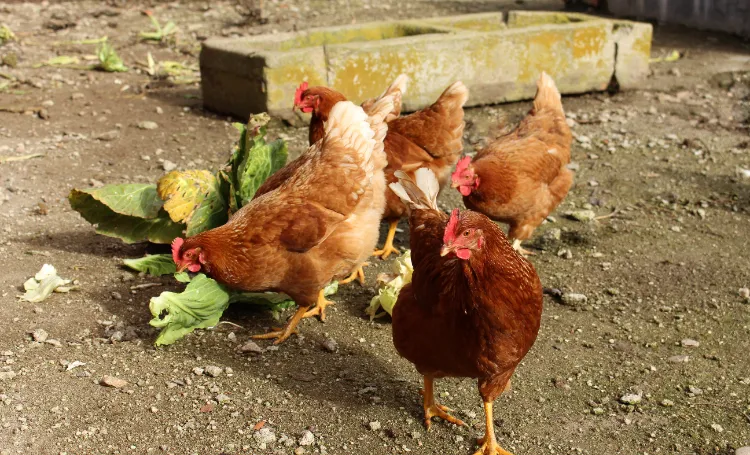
17;229;157;258
656;166;750;215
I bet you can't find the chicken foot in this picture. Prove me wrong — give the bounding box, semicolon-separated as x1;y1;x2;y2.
421;376;465;430
252;304;307;345
373;220;400;260
338;262;370;286
474;401;514;455
511;239;535;257
301;288;335;321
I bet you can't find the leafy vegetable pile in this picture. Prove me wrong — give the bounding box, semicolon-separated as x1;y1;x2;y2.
366;250;412;319
69;114;324;346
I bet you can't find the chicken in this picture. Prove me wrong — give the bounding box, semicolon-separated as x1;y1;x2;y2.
389;168;543;455
295;77;468;261
171;97;392;344
451;72;573;256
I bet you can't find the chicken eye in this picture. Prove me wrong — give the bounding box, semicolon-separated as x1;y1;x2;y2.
463;230;470;237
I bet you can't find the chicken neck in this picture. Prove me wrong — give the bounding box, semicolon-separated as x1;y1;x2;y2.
474;401;514;455
421;375;465;430
373;220;400;259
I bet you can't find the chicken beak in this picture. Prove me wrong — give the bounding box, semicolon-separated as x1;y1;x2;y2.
451;182;459;189
175;263;188;273
440;245;451;257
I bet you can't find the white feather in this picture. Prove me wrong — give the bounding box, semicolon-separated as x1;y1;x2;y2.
414;167;439;209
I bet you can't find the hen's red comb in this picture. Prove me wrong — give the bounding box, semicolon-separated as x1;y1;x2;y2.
171;237;184;264
294;81;309;106
443;208;460;244
455;155;472;174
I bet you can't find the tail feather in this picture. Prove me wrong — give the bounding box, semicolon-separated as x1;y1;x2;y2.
532;72;563;115
362;75;407;121
389;168;439;211
436;81;469;111
325;101;378;168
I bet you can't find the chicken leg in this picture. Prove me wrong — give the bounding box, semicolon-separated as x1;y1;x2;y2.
421;376;465;430
301;288;335;321
511;239;535;257
252;304;308;345
474;401;513;455
338;262;370;285
373;220;400;259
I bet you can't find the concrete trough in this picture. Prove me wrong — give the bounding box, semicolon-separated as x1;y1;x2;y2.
200;11;652;120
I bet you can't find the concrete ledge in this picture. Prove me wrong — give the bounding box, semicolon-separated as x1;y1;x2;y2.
200;11;652;120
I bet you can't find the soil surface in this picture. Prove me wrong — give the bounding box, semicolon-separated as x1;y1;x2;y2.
1;1;749;455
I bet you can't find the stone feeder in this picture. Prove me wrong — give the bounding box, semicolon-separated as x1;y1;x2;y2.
200;10;652;120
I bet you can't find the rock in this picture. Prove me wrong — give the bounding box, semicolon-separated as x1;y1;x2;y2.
253;427;277;448
736;447;750;455
30;328;48;342
294;448;305;455
564;210;596;222
532;228;562;251
137;121;159;130
739;287;750;302
668;355;690;363
204;366;223;377
45;339;62;347
710;423;723;433
680;339;699;348
321;338;338;353
192;367;204;376
162;160;177;171
216;394;230;403
0;371;16;381
96;130;120;141
619;393;642;405
71;93;85;100
686;385;703;395
561;293;588;307
100;375;127;389
557;248;573;259
299;430;315;446
368;421;381;431
156;106;164;114
591;407;605;415
660;399;674;407
239;340;264;354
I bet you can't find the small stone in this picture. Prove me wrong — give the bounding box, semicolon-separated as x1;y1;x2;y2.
739;287;750;302
686;385;703;395
204;366;222;377
455;435;464;443
41;100;54;107
0;371;16;381
253;427;277;447
619;393;642;405
216;394;230;403
30;328;48;342
591;407;605;415
736;447;750;455
71;93;85;100
533;228;562;251
561;293;587;307
45;339;62;347
321;338;338;353
111;291;122;300
710;423;723;433
670;226;681;233
299;430;315;446
239;340;264;354
660;399;674;407
565;210;596;222
557;248;573;259
100;375;127;389
294;448;305;455
192;367;204;376
668;355;690;363
96;130;120;141
162;160;177;172
137;121;158;130
368;421;381;431
156;106;164;114
680;339;699;348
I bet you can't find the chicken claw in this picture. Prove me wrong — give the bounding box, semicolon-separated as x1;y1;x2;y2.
473;401;514;455
511;239;535;257
302;289;335;321
373;220;400;260
420;376;465;430
339;262;370;286
252;306;306;344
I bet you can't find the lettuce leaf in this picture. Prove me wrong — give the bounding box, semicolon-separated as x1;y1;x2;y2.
123;254;176;276
366;250;412;320
157;170;228;236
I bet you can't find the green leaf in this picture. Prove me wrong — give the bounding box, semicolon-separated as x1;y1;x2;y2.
149;273;231;346
366;250;412;320
157;170;228;236
174;271;191;283
234;113;288;206
69;185;184;244
96;41;128;73
123;254;176;276
0;24;16;44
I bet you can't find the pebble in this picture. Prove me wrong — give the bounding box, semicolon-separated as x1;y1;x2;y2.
736;447;750;455
31;328;48;342
156;106;164;114
557;248;573;259
100;375;127;389
239;340;264;354
299;430;315;446
739;287;749;302
162;160;177;172
137;121;159;130
204;366;223;377
368;421;381;431
41;100;54;107
96;130;120;141
45;339;62;347
591;407;604;415
192;367;204;376
686;385;703;395
216;394;230;403
619;393;642;405
0;371;16;381
565;209;596;222
710;423;724;433
71;93;85;100
321;338;338;353
561;293;588;307
680;339;699;348
294;448;305;455
111;291;122;300
660;399;674;407
667;355;690;363
253;427;277;448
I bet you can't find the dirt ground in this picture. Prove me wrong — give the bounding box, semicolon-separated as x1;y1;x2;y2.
1;1;749;455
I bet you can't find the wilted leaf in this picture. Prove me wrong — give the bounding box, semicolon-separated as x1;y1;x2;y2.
0;24;16;44
149;273;231;346
33;55;81;68
157;170;228;236
123;254;176;276
69;184;184;244
96;41;128;73
366;250;412;319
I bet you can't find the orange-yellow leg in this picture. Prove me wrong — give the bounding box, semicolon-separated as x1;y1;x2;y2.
474;401;513;455
252;305;307;345
511;239;535;257
421;376;465;430
301;289;335;321
373;221;400;260
338;262;370;286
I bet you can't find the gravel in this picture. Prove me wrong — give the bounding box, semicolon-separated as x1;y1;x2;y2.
100;375;128;389
30;328;48;342
619;393;642;405
368;421;381;431
561;293;588;307
204;366;223;377
299;430;315;446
